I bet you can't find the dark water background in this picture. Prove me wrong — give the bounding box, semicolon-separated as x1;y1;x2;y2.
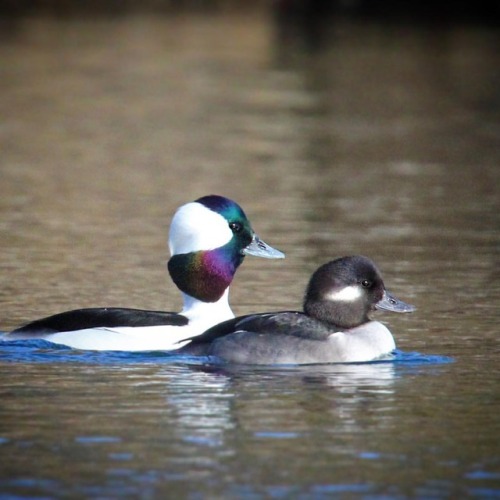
0;4;499;498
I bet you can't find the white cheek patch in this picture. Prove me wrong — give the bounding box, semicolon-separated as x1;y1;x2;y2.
325;285;363;302
168;202;233;256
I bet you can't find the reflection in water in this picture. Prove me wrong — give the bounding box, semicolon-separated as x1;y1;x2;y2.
162;367;235;449
173;359;455;443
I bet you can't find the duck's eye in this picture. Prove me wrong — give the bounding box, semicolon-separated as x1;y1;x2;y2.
229;222;243;233
361;280;372;288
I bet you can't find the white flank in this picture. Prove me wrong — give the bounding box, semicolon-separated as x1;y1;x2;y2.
30;291;235;352
326;285;363;302
168;202;233;256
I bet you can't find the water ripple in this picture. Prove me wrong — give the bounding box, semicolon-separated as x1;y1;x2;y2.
0;338;452;368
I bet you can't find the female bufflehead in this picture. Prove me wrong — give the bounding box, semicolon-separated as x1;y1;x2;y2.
180;255;415;364
6;195;284;351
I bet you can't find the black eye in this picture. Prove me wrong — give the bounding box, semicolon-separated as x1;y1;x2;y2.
361;280;371;288
229;222;242;233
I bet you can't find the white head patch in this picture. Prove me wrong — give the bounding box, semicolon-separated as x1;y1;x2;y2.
168;202;233;256
325;285;363;303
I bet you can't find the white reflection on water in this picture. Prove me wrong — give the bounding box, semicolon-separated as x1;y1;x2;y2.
162;368;235;449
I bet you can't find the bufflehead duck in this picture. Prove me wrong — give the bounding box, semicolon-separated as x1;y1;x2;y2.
6;195;284;351
180;255;415;364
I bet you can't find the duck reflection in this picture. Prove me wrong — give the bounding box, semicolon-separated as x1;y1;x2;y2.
159;361;396;446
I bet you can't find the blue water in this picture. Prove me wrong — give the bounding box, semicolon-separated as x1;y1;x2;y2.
0;337;452;368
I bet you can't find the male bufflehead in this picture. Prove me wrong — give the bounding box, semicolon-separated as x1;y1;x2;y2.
6;195;284;350
180;256;415;364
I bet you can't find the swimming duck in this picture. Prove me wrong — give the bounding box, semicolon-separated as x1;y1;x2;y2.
180;255;415;364
6;195;284;350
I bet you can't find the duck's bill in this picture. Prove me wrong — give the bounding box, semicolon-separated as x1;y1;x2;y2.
243;235;285;259
375;290;416;313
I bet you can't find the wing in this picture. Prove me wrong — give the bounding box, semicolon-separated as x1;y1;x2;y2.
10;307;188;336
182;311;333;355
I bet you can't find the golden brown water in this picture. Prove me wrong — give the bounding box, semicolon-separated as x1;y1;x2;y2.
1;8;499;498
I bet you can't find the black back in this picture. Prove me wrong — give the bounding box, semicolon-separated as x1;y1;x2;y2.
11;307;188;335
180;311;334;356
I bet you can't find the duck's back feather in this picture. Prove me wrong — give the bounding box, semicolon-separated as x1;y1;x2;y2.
182;311;334;356
10;307;188;336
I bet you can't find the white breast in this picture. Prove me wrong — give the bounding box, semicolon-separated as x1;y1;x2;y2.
327;321;396;362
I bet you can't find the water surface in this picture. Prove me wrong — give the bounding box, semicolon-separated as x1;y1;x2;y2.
0;9;499;498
